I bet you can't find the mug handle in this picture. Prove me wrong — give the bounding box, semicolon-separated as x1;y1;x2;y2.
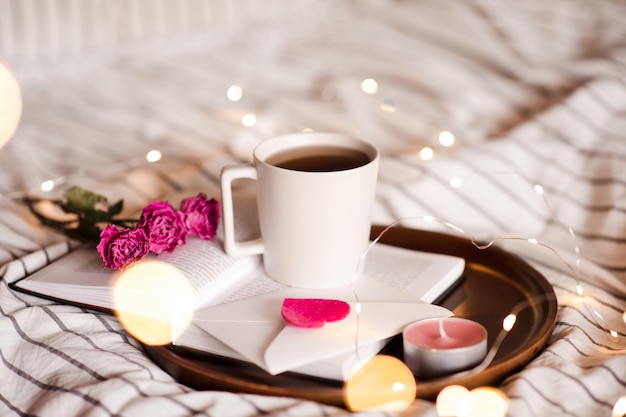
220;163;265;256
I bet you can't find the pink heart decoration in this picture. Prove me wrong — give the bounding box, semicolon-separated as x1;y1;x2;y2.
281;298;351;328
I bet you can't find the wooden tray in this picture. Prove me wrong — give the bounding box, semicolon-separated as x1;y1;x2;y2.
143;226;557;407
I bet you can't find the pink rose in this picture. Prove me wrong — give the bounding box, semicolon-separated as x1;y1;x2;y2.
138;201;188;254
180;193;220;240
96;225;149;269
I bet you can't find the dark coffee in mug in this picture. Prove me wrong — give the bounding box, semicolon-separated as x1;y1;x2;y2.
266;145;372;172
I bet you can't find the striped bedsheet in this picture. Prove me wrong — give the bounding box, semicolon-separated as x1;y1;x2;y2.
0;1;625;416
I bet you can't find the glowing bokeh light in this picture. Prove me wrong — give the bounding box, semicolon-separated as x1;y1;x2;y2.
0;62;22;149
576;284;584;296
146;149;162;163
360;78;379;95
113;260;195;346
343;355;416;412
241;113;257;127
420;146;434;160
502;314;517;332
436;385;471;416
439;131;456;147
450;177;463;188
457;387;509;417
612;395;626;417
40;180;55;192
227;84;243;101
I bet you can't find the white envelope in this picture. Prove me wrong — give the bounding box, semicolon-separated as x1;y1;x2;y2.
192;274;453;375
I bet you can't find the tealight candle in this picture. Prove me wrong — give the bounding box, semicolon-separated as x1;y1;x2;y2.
402;317;487;379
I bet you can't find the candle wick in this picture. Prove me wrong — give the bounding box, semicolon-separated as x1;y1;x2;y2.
438;319;449;338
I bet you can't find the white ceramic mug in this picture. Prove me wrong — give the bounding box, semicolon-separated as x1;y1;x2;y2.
220;132;379;289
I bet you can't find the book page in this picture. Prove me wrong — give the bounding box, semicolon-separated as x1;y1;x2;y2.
153;238;261;307
217;272;287;304
13;238;262;310
155;238;251;291
363;243;465;303
12;247;121;309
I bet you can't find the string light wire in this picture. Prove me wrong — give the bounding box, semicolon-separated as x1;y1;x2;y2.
450;169;620;343
347;168;623;374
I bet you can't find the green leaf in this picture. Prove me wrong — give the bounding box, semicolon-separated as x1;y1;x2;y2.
83;209;114;225
62;186;108;214
107;199;124;216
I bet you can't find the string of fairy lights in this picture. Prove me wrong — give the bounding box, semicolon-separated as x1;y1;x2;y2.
1;61;625;416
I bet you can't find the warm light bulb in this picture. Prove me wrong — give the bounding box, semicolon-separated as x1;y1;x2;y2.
227;84;243;102
113;260;195;346
146;150;162;162
343;355;416;412
420;147;434;160
40;180;55;192
439;131;455;147
612;395;626;417
457;387;509;417
450;177;463;188
354;302;362;314
360;78;379;95
502;314;516;332
241;113;257;127
437;385;471;416
0;62;22;149
576;284;584;297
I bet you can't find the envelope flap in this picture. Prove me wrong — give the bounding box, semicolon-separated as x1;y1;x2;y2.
263;301;452;374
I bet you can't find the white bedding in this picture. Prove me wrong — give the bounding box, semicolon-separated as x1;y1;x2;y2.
0;1;625;416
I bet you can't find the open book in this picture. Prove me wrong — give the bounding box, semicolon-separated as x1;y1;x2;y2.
9;236;464;381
